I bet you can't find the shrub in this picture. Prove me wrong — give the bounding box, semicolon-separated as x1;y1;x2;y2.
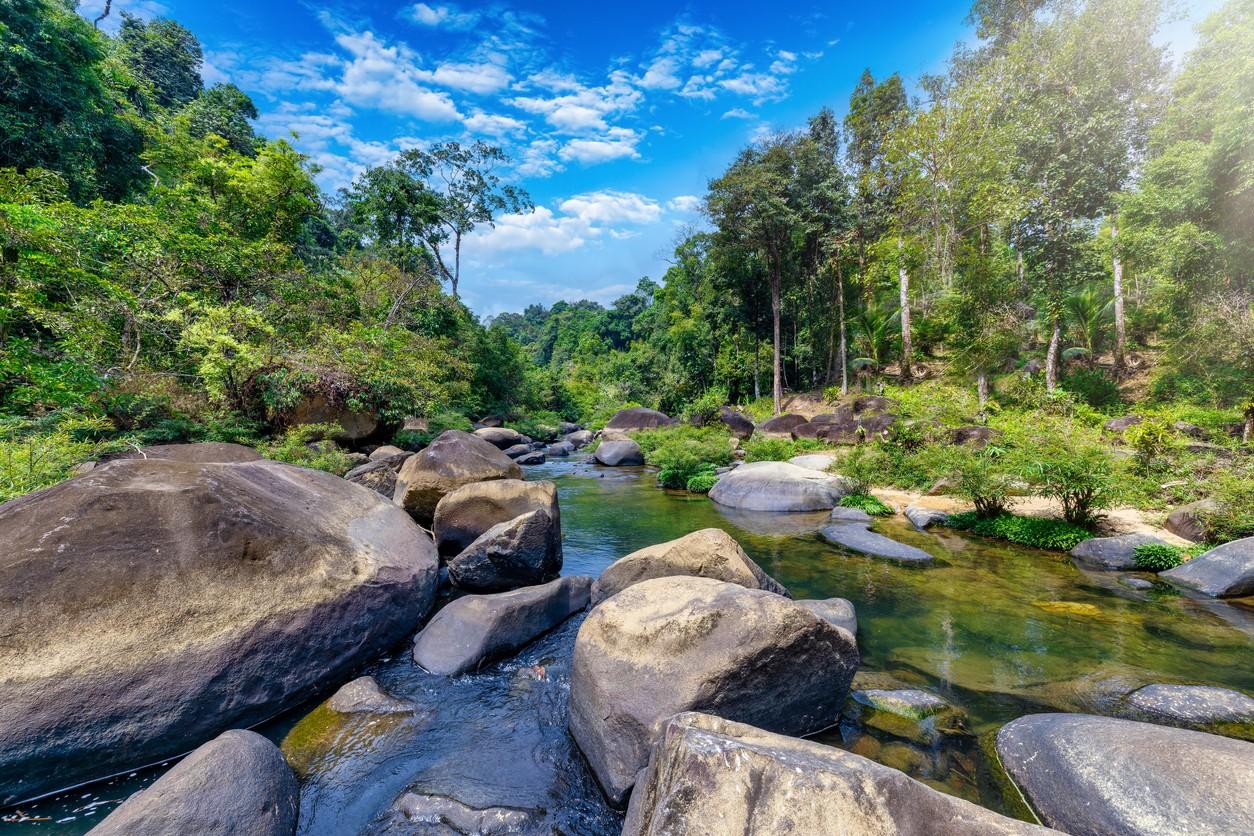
1125;418;1176;474
509;410;563;442
0;413;119;502
1132;543;1186;571
683;387;729;425
1061;368;1122;410
839;444;886;493
929;444;1018;519
1015;426;1115;527
742;436;796;463
686;470;719;493
839;493;893;516
636;426;734;490
1200;472;1254;543
945;511;1091;551
264;423;354;475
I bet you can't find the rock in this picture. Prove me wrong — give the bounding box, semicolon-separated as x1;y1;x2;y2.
401;416;429;433
830;506;873;524
790;421;826;440
393;430;522;526
820;523;935;564
1162;536;1254;597
1174;421;1206;439
789;452;837;470
563;429;594;448
905;504;949;530
123;442;262;463
855;688;951;720
1124;684;1254;740
327;676;415;715
853;395;899;415
569;576;859;805
516;451;546;465
447;509;562;592
708;461;853;512
369;444;408;462
0;458;438;806
1164;498;1216;542
594;439;645;466
1121;576;1155;590
344;459;398;497
995;713;1254;835
290;392;378;443
623;712;1050;836
717;406;755;439
473;426;526;450
856;412;899;437
345;452;369;465
413;576;592;676
559;421;581;434
1104;414;1144;434
546;440;575;457
501;443;532;459
604;407;678;432
796;597;857;634
756;412;808;438
590;528;789;604
478;414;506;428
1070;532;1170;571
847;688;965;744
951;426;1003;449
433;479;560;559
927;476;959;495
88;730;298;836
393;792;538;834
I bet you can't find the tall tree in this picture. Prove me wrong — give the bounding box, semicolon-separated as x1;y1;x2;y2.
116;14;203;109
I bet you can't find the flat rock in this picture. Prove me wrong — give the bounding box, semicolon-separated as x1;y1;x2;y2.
1070;533;1169;571
344;459;398;497
413;576;592;676
594;439;645;466
905;504;949;530
447;509;562;592
88;730;298;836
1162;536;1254;597
327;676;415;715
820;523;934;564
124;442;262;463
604;407;677;432
790;452;838;470
796;597;857;634
501;443;532;459
708;460;853;512
516;451;546;465
951;426;1004;448
393;430;521;526
569;576;859;805
546;440;575;457
623;712;1052;836
591;527;789;604
433;479;559;559
1124;684;1254;740
854;688;952;720
995;713;1254;835
369;444;408;462
1104;415;1144;434
830;505;873;523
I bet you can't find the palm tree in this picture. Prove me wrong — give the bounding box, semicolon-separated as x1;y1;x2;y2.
1062;282;1114;365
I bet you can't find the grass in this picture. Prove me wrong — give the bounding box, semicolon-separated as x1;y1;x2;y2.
944;511;1092;551
839;493;894;516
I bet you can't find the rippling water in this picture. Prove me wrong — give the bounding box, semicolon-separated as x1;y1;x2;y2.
11;453;1253;832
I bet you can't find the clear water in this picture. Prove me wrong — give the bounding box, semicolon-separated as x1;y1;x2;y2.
8;454;1252;832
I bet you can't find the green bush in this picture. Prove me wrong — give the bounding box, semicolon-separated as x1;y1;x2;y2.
945;511;1091;551
509;410;563;442
927;444;1018;518
1132;543;1187;571
839;493;893;516
0;413;119;502
1200;472;1254;543
264;423;354;475
686;470;719;493
1061;368;1122;409
1125;418;1176;474
635;426;734;490
683;387;728;425
1017;428;1115;526
839;444;886;493
743;437;796;462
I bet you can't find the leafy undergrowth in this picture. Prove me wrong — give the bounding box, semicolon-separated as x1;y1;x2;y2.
1132;542;1210;571
839;493;894;516
944;511;1091;551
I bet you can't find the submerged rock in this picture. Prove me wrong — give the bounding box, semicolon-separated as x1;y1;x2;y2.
820;523;935;564
594;439;645;466
708;460;853;512
89;730;298;836
846;688;965;744
604;407;678;432
1070;533;1170;571
328;676;415;715
623;712;1051;836
413;576;592;676
393;430;522;526
446;508;562;592
905;504;949;530
432;479;559;559
590;527;789;604
393;792;539;834
1124;684;1254;740
1162;537;1254;597
569;576;859;805
796;597;857;635
0;458;438;806
995;713;1254;835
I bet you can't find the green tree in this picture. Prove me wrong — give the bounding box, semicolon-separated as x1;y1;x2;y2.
116;14;203;109
179;84;259;156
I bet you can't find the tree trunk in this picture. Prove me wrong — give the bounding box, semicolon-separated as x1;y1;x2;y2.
898;238;912;383
977;372;989;411
838;264;848;396
1045;317;1061;392
752;338;761;400
451;233;462;300
771;266;782;416
1111;220;1126;378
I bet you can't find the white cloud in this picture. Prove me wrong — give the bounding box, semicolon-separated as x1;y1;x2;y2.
463;111;528;136
692;49;724;68
667;195;702;212
640;56;682;90
560;191;662;224
469;190;663;255
510;70;643;134
719;71;786;103
559;128;642;164
405;3;479;29
515;139;562;178
721;107;755;120
423;61;512;94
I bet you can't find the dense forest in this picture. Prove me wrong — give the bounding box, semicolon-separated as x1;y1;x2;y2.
1;0;1251;505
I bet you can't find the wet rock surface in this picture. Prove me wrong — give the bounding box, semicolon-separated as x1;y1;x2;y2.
327;677;416;715
593;439;644;466
820;522;935;563
1123;684;1254;740
1070;532;1169;571
796;596;857;635
1162;536;1254;597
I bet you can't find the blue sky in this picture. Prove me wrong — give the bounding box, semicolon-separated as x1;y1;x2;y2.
78;0;1221;317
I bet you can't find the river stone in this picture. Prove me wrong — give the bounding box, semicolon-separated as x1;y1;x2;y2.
830;505;873;523
569;576;860;805
516;451;546;465
905;504;949;530
756;412;808;438
546;440;575;457
796;597;857;634
433;479;560;559
708;460;853;512
995;713;1254;835
790;452;837;470
88;730;298;836
590;527;789;604
1124;684;1254;740
447;508;562;592
847;688;964;744
393;430;522;526
122;441;263;463
472;426;526;450
1161;536;1254;597
820;523;935;564
1165;498;1216;542
344;459;399;497
327;676;415;715
564;429;594;448
501;443;532;459
605;407;678;432
1070;532;1170;571
790;421;827;440
623;712;1052;836
393;792;539;833
413;576;592;676
718;406;755;440
369;444;408;462
853;395;899;415
0;458;438;806
594;439;645;466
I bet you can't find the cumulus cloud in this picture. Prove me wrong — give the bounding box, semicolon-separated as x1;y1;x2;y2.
510;70;642;134
468;190;663;255
515;139;563;178
667;195;703;212
405;3;479;29
463;110;528;136
721;107;755;120
559;128;642;164
560;191;662;224
423;61;512;94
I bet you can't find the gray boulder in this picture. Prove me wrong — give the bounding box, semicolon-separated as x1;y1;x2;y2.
563;429;594;448
796;597;857;635
1070;532;1169;571
393;792;539;833
368;444;408;463
591;527;788;604
327;676;415;715
790;452;838;470
950;426;1003;449
1161;537;1254;597
569;576;859;805
1165;498;1216;542
756;413;808;438
604;407;677;432
905;504;949;530
0;458;438;806
820;523;935;564
473;426;526;450
123;442;262;463
708;461;853;512
88;730;298;836
546;440;575;457
501;443;533;459
412;576;592;676
516;451;546;465
830;506;873;524
447;509;562;592
995;713;1254;835
1104;414;1144;434
393;430;522;526
624;712;1052;836
594;439;645;466
1124;684;1254;740
853;395;899;415
344;458;398;497
718;406;755;440
432;479;559;559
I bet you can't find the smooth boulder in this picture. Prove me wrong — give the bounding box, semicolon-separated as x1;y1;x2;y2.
796;597;857;635
447;509;562;592
995;713;1254;835
546;440;575;457
790;452;837;470
1165;498;1215;542
516;451;546;465
624;713;1052;836
756;412;808;438
473;426;526;449
125;441;262;463
1124;684;1254;740
88;730;298;836
820;523;935;564
0;457;438;806
717;406;755;439
344;458;397;497
591;528;788;604
905;504;949;530
604;407;677;432
1161;536;1254;597
594;439;645;466
327;676;415;715
432;479;559;559
393;430;522;525
1070;532;1169;571
564;429;594;448
569;576;860;805
708;460;853;512
413;576;592;676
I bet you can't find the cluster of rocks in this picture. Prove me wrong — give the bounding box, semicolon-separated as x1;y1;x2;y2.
756;396;901;445
1069;531;1254;599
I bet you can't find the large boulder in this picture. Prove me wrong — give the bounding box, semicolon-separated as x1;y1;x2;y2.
853;395;899;415
289;392;378;443
1070;532;1170;571
124;442;262;463
564;429;594;449
1123;684;1254;741
569;576;860;805
432;479;559;559
546;440;576;457
624;712;1051;836
790;452;838;471
905;504;949;530
756;413;808;438
1161;537;1254;597
951;426;1003;449
995;713;1254;835
446;509;562;592
412;575;592;676
708;461;853;512
1103;414;1144;434
717;406;755;440
604;407;678;432
796;597;857;635
368;444;409;463
594;439;645;466
344;458;398;497
473;427;526;450
393;430;521;526
0;458;438;806
590;528;789;604
1165;498;1216;542
89;730;298;836
820;523;935;564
